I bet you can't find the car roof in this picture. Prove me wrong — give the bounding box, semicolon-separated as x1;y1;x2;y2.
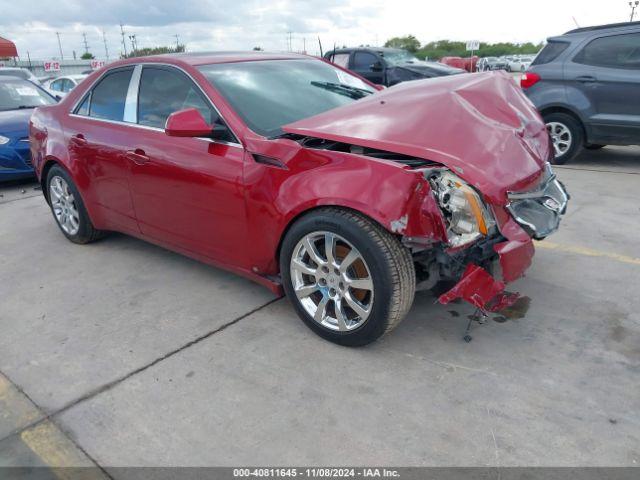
327;47;405;54
109;51;311;69
563;20;640;36
0;75;26;81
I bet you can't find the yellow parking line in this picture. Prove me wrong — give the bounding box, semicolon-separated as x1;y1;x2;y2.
20;421;98;475
536;241;640;266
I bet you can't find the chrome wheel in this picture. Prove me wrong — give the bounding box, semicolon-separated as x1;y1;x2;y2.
49;176;80;235
547;121;572;158
290;231;374;332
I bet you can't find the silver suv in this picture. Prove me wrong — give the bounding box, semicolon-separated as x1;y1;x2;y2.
522;21;640;164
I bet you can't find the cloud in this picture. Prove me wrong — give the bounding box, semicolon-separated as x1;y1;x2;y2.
0;0;629;60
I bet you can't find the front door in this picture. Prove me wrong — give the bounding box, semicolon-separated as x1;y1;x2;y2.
566;31;640;144
125;65;248;267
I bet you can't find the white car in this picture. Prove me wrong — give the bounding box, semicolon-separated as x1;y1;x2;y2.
0;67;41;85
507;55;535;72
44;74;88;99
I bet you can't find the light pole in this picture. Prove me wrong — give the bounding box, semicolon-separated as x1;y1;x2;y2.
631;1;639;21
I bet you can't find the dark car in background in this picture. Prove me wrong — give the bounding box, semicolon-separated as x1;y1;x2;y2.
324;47;465;86
0;76;56;180
522;21;640;163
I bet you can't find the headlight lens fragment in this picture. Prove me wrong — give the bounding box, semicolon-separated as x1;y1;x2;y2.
430;170;495;247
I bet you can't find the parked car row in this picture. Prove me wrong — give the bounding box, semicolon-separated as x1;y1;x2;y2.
476;55;536;72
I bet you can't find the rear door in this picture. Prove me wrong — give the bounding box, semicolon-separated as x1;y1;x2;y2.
565;31;640;144
65;66;139;232
350;51;384;85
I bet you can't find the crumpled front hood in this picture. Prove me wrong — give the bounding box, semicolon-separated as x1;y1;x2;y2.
283;72;550;204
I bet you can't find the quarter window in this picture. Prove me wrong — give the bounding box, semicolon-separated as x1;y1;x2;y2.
137;67;214;129
88;68;134;121
573;33;640;69
531;41;569;66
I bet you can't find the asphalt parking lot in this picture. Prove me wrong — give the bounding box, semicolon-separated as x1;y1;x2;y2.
0;146;638;472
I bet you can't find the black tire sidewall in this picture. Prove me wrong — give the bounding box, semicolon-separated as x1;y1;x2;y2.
280;212;396;346
544;112;584;165
46;166;94;244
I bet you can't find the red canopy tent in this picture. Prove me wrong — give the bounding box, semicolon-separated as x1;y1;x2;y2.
0;36;18;57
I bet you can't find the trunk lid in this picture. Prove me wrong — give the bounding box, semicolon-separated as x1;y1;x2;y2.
283;71;550;204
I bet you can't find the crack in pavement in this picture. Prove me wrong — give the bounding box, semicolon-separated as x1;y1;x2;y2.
0;296;284;446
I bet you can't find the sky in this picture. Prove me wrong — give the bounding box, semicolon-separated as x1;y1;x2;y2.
0;0;634;60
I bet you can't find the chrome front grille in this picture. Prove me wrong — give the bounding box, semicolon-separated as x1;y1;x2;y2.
506;164;569;239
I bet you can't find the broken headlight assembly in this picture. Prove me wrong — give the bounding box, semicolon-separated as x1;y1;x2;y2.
429;170;495;248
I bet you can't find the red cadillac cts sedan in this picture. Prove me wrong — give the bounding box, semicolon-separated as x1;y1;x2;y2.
30;52;568;346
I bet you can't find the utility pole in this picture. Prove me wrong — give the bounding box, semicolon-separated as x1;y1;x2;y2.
286;31;292;51
174;34;180;51
55;32;64;60
103;30;109;59
129;34;137;54
82;33;89;55
120;23;128;57
630;1;639;21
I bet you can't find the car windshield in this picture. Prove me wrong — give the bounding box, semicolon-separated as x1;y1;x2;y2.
380;50;420;66
198;59;376;138
0;79;56;111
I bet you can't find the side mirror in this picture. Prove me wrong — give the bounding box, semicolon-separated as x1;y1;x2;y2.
165;108;212;137
370;62;383;72
54;94;62;101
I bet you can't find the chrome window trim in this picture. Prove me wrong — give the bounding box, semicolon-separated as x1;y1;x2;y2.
69;62;241;145
123;64;142;123
67;113;243;148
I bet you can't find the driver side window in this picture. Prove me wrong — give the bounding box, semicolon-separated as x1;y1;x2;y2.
137;67;215;129
352;52;379;71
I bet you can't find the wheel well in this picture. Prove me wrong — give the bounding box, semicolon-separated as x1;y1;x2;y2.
275;205;396;264
40;158;60;203
539;106;587;140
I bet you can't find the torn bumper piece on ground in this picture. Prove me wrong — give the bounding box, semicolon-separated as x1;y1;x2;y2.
438;264;522;312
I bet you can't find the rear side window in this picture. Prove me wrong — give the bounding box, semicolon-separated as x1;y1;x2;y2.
573;33;640;69
88;68;133;121
137;67;215;129
531;41;570;65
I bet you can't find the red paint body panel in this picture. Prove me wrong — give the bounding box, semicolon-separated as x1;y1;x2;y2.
29;53;548;300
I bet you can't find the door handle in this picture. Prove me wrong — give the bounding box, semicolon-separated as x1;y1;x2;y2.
125;149;150;165
576;75;597;83
70;134;87;145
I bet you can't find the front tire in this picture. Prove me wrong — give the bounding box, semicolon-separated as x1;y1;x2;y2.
280;208;415;347
46;165;105;244
544;112;584;165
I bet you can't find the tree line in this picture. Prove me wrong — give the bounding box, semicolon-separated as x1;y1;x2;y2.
384;35;543;59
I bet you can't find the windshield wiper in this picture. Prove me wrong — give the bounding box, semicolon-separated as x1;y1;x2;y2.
310;81;373;99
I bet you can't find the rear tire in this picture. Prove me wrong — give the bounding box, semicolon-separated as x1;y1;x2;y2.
46;165;106;244
543;112;584;165
280;208;415;346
